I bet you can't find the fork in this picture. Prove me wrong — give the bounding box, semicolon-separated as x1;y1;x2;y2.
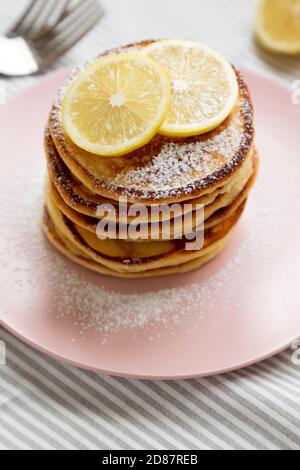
0;0;103;76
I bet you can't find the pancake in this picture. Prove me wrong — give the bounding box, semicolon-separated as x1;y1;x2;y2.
45;127;255;224
47;149;258;240
42;208;232;278
42;39;257;278
48;41;254;205
44;188;246;274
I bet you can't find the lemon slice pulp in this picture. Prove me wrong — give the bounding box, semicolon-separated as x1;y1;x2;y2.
62;53;171;157
256;0;300;55
143;40;239;137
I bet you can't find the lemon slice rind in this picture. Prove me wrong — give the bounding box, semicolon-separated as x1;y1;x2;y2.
255;0;300;55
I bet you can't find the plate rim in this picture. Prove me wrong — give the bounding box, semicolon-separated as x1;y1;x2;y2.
0;317;298;379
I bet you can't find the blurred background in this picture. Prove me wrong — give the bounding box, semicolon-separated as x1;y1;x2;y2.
1;0;300;98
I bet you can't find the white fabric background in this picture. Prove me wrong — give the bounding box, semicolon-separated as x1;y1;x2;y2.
0;0;300;450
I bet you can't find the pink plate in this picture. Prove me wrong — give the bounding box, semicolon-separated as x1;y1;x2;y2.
0;68;300;379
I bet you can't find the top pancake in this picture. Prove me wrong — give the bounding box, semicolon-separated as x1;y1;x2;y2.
48;40;254;205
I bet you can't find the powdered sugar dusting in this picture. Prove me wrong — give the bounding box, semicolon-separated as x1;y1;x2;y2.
49;41;254;203
0;41;256;345
0;167;207;343
111;112;245;195
1;147;298;346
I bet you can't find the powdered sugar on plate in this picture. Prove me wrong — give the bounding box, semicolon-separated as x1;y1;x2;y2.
0;148;297;347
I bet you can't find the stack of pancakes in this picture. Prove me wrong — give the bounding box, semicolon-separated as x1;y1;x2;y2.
43;41;257;278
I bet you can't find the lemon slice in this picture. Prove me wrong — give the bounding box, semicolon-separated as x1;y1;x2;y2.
256;0;300;55
143;40;239;137
62;53;171;157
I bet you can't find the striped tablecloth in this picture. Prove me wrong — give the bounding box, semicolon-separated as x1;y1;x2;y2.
1;0;300;450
